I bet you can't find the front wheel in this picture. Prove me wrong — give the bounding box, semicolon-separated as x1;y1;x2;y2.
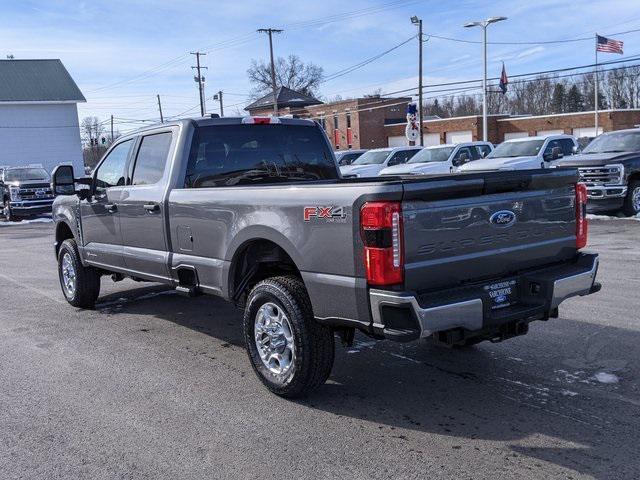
243;276;335;398
622;180;640;217
3;200;15;222
58;239;101;308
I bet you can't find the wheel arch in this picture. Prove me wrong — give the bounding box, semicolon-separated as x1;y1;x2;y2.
226;231;305;305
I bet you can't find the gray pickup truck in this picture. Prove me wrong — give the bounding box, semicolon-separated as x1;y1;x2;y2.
51;116;600;397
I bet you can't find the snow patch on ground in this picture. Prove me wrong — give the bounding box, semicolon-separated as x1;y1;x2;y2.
0;217;52;226
586;213;640;221
593;372;620;384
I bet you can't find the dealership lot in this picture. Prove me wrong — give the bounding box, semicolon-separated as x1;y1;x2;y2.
0;219;639;479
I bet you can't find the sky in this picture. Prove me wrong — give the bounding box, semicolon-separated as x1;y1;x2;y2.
1;0;639;134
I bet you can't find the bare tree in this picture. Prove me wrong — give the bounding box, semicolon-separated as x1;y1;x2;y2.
80;117;107;171
247;54;323;97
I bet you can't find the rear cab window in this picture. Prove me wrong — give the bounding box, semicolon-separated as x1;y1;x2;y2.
184;124;337;188
131;132;173;186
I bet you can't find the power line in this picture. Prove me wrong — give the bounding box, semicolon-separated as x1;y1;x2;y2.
426;27;640;46
322;35;415;83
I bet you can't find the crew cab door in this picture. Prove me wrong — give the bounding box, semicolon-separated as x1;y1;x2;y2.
119;130;174;280
80;139;134;268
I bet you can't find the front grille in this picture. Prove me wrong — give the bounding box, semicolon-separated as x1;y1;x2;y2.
578;165;623;185
18;187;54;200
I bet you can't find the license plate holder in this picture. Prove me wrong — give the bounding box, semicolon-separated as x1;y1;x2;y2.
484;279;517;310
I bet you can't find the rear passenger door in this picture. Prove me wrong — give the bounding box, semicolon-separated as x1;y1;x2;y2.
119;130;175;280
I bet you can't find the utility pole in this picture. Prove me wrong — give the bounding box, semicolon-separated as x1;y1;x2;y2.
110;115;114;143
464;16;507;142
594;34;599;134
411;16;424;146
257;28;283;116
216;90;224;117
157;94;164;123
190;51;208;116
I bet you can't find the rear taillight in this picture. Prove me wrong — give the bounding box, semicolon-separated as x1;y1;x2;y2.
575;183;588;249
360;201;403;286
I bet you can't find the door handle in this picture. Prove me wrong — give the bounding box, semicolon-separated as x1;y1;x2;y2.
105;203;118;213
144;203;160;213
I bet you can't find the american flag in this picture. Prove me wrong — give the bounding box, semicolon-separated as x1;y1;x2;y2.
596;35;624;54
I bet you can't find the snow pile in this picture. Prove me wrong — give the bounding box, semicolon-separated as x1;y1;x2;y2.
0;217;52;227
586;213;640;222
593;372;620;384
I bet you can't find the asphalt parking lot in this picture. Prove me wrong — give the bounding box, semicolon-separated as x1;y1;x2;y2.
0;218;639;480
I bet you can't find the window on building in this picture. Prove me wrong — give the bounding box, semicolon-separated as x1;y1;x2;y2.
333;114;339;130
319;116;326;130
94;140;133;194
131;132;173;185
346;112;351;128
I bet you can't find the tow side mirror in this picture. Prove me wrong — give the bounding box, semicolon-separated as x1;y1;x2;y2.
551;146;563;160
51;165;93;199
51;165;75;196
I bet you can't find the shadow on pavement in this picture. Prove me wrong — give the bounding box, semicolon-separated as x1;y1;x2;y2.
95;283;638;479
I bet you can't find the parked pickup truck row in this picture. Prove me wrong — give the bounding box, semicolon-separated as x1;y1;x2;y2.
51;116;601;397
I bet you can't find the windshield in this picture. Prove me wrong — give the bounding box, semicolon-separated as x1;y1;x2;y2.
582;131;640;154
352;150;390;165
408;147;455;163
4;168;50;182
489;140;545;158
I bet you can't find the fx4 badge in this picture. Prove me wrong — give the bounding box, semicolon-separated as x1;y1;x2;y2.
304;206;347;223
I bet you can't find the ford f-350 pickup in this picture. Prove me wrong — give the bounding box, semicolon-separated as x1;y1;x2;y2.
50;116;600;397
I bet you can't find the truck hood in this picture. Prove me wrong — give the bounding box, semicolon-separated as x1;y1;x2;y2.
380;162;451;176
340;164;384;177
458;155;543;172
554;151;638;167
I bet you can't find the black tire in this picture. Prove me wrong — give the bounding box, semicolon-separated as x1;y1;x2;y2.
3;199;14;222
622;179;640;217
57;238;101;308
243;275;334;398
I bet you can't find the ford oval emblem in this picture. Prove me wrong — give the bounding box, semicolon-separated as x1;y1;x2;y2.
490;210;516;227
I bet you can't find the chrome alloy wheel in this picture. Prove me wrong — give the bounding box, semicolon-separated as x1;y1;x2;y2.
61;252;77;298
632;186;640;212
254;302;295;375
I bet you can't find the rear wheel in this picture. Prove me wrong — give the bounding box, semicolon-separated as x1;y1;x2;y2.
622;180;640;217
243;276;334;398
57;239;101;308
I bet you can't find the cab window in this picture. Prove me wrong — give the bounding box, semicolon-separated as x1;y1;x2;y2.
475;144;492;159
131;132;173;186
94;140;133;194
387;149;419;166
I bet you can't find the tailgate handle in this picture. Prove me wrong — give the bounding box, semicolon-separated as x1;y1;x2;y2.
144;203;160;213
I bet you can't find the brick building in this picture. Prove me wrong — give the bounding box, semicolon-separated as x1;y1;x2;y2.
246;89;409;149
384;109;640;146
246;88;640;149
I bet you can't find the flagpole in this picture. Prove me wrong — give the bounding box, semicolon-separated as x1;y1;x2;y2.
595;34;599;134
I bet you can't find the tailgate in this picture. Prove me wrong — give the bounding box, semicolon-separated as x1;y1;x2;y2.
401;169;579;292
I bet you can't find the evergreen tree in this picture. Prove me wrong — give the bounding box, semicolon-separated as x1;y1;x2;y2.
565;85;584;112
551;83;566;113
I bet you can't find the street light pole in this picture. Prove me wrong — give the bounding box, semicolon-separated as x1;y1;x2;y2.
464;16;507;142
411;16;424;146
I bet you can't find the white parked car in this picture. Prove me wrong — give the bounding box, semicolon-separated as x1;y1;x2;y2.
339;146;422;178
457;134;579;172
378;142;493;176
